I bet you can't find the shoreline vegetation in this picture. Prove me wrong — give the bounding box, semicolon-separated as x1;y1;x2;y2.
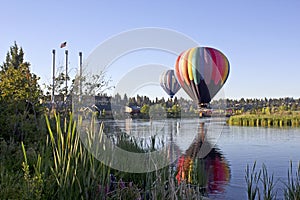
227;111;300;127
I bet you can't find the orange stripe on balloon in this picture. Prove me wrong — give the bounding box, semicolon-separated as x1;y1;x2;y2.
223;57;229;82
179;52;186;83
221;53;229;84
175;53;184;86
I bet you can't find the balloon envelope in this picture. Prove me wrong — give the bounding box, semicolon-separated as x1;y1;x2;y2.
160;70;181;98
175;47;230;106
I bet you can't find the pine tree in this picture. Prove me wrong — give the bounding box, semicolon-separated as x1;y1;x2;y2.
0;42;42;141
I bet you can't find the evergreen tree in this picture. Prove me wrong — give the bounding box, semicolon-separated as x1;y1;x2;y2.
0;42;42;142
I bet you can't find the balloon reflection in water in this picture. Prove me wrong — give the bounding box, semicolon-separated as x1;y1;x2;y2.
175;122;230;194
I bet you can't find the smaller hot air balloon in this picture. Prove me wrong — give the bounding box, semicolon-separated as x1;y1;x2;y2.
160;70;181;98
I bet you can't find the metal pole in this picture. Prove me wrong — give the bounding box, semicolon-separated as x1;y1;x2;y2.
65;50;68;99
79;52;82;99
52;49;55;104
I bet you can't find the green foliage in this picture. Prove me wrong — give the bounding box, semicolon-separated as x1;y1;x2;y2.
228;113;300;127
21;142;44;200
149;104;166;119
0;139;23;199
245;162;278;200
140;104;150;115
0;42;41;103
261;164;277;200
0;165;23;199
171;104;181;117
284;161;300;199
0;42;42;142
245;162;261;200
244;161;300;200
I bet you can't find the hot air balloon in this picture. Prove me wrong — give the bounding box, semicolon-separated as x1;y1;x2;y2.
175;47;230;108
160;70;181;98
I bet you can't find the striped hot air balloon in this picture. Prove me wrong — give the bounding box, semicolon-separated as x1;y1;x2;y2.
175;47;230;108
160;70;181;98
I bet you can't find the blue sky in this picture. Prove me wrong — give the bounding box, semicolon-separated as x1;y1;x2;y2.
1;0;300;99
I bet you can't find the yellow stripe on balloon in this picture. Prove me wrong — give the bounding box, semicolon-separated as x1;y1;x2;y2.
181;50;191;85
221;54;229;84
187;47;196;81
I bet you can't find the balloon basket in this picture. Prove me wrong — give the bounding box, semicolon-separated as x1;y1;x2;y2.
198;104;210;118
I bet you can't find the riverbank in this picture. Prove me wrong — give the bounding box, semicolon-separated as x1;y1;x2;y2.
227;113;300;127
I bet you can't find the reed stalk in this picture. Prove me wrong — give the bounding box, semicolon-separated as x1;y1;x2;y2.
284;161;300;199
245;161;261;200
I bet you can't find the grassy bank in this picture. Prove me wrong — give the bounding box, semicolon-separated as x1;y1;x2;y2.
227;113;300;127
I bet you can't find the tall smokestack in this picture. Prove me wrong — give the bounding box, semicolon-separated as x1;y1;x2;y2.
52;49;55;104
79;52;82;99
65;50;68;99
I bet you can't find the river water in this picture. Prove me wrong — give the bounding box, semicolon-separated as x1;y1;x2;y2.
215;124;300;199
104;118;300;199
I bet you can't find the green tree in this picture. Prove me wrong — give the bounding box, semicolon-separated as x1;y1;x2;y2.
149;104;166;119
0;42;42;142
171;104;181;117
140;104;150;116
265;106;271;115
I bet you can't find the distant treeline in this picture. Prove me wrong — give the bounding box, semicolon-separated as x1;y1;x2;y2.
108;94;300;119
223;97;300;114
112;94;300;113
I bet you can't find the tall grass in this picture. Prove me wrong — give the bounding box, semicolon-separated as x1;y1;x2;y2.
245;162;300;200
245;162;261;200
44;113;112;199
261;164;277;200
284;161;300;199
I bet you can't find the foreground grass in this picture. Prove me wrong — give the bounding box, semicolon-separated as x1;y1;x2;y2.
245;161;300;200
